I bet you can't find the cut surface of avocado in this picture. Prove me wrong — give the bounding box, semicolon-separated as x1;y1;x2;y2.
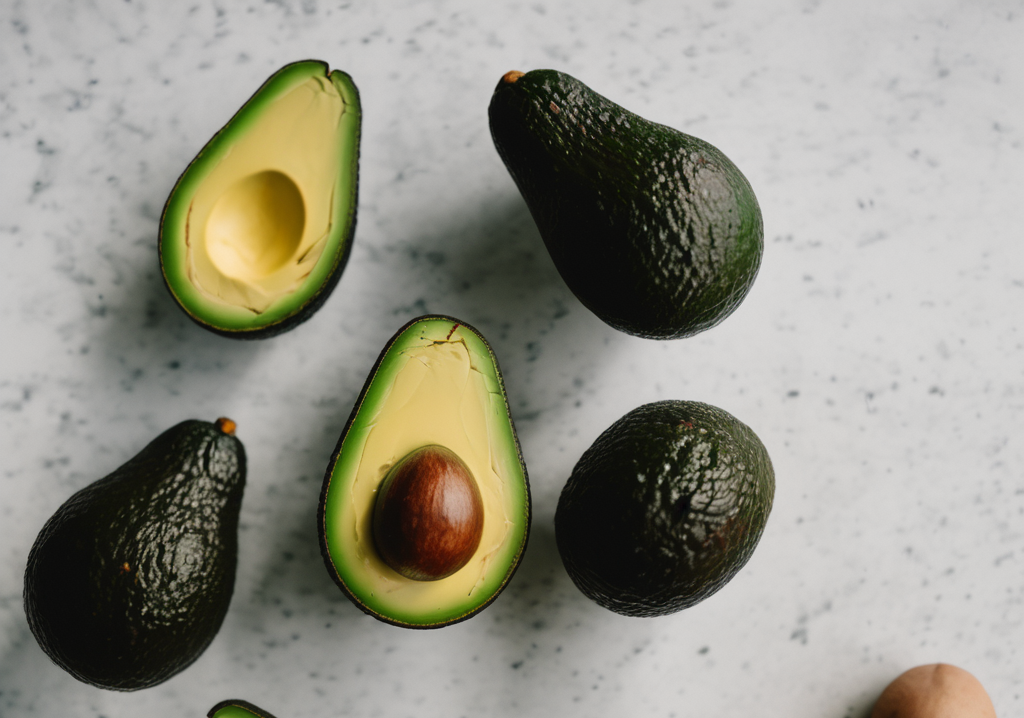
319;316;531;628
160;60;360;337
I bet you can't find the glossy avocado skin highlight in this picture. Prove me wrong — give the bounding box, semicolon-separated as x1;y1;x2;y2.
489;69;763;340
24;419;246;690
555;401;773;617
318;315;531;628
160;60;360;339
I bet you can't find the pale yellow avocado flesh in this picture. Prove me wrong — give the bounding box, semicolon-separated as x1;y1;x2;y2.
325;327;526;624
186;75;344;313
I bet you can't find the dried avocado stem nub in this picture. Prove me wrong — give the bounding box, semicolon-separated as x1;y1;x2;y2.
215;417;237;436
501;70;525;85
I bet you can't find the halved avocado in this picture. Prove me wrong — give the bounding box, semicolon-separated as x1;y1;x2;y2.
159;60;360;338
318;315;531;628
208;699;278;718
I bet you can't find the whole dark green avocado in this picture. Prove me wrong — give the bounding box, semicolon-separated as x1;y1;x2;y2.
23;418;246;691
555;401;774;617
489;69;764;339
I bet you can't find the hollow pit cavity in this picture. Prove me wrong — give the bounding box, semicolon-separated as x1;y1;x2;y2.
205;170;305;281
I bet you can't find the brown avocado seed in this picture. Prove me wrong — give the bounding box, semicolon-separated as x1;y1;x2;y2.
871;663;996;718
372;445;484;581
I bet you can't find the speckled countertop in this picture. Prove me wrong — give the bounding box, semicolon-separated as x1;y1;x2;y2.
2;2;1022;717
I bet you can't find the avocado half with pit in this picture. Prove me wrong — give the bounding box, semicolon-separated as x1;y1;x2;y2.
159;60;360;338
318;315;531;628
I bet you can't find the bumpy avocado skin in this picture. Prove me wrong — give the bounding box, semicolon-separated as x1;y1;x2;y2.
208;699;280;718
318;315;531;628
24;420;246;690
159;60;360;339
555;401;774;617
489;70;763;339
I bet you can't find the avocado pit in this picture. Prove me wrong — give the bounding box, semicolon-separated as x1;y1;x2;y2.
372;445;484;581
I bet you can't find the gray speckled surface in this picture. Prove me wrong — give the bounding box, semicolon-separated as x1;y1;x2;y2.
2;2;1022;717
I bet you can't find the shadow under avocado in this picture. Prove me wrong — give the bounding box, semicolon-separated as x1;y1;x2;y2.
87;240;263;407
488;516;582;627
237;385;371;634
0;617;80;703
415;191;631;425
236;193;630;633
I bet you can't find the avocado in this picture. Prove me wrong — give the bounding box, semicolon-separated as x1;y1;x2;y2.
555;401;773;616
23;418;246;690
208;699;279;718
160;60;361;338
318;315;531;628
488;69;763;340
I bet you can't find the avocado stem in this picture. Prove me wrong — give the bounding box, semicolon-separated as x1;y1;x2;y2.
215;417;237;436
501;70;524;85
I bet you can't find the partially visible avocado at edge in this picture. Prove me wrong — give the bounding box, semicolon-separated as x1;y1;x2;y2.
489;69;764;340
159;59;361;339
318;315;531;628
208;699;280;718
555;400;774;617
23;418;246;690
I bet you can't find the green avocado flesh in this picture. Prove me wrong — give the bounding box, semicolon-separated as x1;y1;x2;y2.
555;401;773;617
319;315;531;628
24;419;246;690
489;69;763;340
160;60;361;338
208;699;279;718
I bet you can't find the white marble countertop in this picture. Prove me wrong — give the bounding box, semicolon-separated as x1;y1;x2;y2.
2;2;1022;716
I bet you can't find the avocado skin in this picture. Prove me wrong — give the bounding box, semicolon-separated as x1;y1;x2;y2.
23;420;246;690
489;70;763;339
158;60;361;340
208;698;280;718
163;227;356;341
165;228;356;341
555;401;773;617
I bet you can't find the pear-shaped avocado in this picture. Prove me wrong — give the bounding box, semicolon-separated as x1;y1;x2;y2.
208;699;279;718
160;60;361;338
555;401;773;616
489;69;763;340
24;418;246;690
319;315;531;628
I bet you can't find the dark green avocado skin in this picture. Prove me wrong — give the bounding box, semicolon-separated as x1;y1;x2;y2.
555;401;774;617
23;420;246;691
165;229;357;341
489;70;763;339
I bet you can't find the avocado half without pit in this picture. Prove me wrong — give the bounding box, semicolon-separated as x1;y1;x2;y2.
159;60;361;338
318;316;531;628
